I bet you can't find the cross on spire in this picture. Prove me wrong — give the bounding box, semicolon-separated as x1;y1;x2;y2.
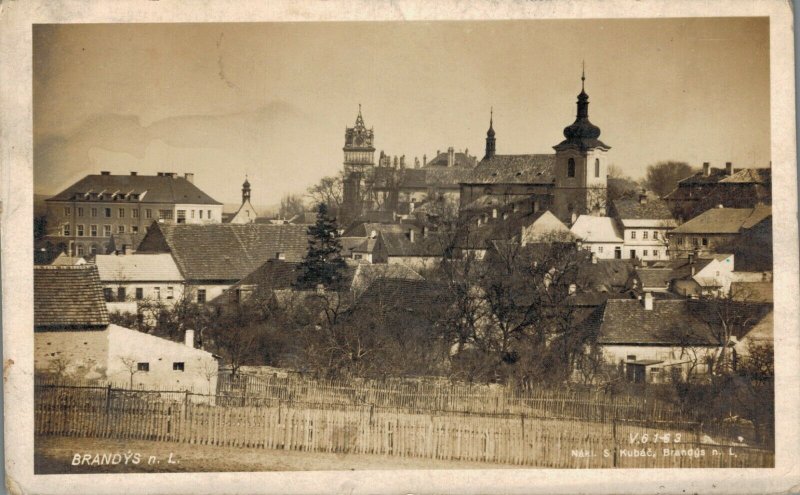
581;60;586;91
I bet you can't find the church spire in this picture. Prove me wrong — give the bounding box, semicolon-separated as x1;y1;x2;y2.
242;175;251;203
484;107;496;160
554;67;609;151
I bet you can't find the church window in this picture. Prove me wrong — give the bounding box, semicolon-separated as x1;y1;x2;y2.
567;158;576;178
594;159;600;178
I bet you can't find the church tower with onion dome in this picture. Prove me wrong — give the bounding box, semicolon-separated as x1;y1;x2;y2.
552;68;611;223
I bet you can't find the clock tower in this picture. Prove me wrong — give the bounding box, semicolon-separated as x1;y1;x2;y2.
343;104;376;174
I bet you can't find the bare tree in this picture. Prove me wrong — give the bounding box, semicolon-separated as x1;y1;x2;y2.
278;193;306;220
306;172;344;211
119;356;141;388
643;161;696;198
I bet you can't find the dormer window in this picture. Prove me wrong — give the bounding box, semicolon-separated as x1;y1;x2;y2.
567;158;576;178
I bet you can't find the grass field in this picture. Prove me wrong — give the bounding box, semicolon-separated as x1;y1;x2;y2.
35;436;524;473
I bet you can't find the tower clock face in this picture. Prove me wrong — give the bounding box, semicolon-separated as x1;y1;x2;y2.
355;136;364;146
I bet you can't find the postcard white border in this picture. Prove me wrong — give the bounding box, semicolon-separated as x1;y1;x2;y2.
2;1;798;494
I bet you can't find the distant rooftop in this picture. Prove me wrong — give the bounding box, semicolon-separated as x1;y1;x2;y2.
46;172;222;205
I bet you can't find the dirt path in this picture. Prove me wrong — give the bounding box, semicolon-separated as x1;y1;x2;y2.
35;436;524;473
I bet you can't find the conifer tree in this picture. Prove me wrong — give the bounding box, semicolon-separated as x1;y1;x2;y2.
295;203;347;289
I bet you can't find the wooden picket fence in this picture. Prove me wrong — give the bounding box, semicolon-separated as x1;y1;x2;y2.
35;384;774;468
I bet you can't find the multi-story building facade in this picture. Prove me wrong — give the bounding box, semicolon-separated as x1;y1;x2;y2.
42;171;223;258
608;196;677;261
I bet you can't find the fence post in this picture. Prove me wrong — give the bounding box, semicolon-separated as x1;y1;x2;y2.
369;404;374;426
612;418;618;468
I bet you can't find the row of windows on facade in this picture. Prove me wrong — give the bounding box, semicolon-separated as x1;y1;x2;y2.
136;362;184;372
62;223;146;237
63;207;213;222
105;287;207;303
587;245;661;259
628;230;664;240
674;236;713;247
566;158;601;178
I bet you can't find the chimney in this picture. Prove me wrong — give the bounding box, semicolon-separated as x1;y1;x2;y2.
130;171;138;176
725;162;733;175
423;154;427;167
100;171;111;175
184;173;194;183
184;329;195;348
447;147;455;167
703;162;710;177
409;229;416;243
644;292;653;311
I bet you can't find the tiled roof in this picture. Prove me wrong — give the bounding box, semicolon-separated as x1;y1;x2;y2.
463;154;555;185
731;282;773;303
372;166;475;190
577;259;637;291
718;168;771;184
611;198;675;221
94;253;183;282
670;206;771;235
355;278;449;313
424;151;478;168
136;223;310;281
570;215;623;243
676;168;731;186
34;265;109;329
47;173;222;205
585;299;719;346
381;231;450;257
288;212;318;224
342;222;412;237
454;210;571;249
635;268;673;289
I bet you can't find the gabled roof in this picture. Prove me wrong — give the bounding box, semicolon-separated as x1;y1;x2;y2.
47;173;222;205
669;206;771;235
463;154;556;185
577;259;637;292
570;215;623;243
675;167;730;186
136;223;309;281
718;168;771;184
424;150;478;168
611;198;675;221
34;265;109;329
454;209;571;249
94;253;183;282
584;299;719;346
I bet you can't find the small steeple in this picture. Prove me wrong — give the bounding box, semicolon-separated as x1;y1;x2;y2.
484;107;496;160
354;103;366;129
242;175;251;203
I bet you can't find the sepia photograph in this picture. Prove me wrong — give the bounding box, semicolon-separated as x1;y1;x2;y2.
3;1;799;493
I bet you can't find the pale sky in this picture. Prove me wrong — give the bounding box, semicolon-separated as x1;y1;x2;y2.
33;18;770;206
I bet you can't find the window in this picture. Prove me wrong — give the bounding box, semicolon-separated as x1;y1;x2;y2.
692;237;699;247
63;223;71;236
173;362;185;372
117;287;126;301
77;245;85;257
64;207;71;216
145;209;152;219
653;231;659;240
77;207;84;217
199;210;203;219
118;208;125;218
154;287;161;300
715;271;720;277
90;244;98;255
159;209;173;220
103;288;113;302
594;158;600;178
117;225;125;234
643;250;649;257
104;208;112;218
614;246;622;259
191;210;195;219
626;355;637;361
630;231;636;239
166;286;174;299
91;208;97;217
103;225;112;237
598;246;604;253
353;254;363;260
77;225;84;237
702;237;709;246
131;226;139;234
90;225;98;236
207;210;212;219
567;158;576;178
197;289;206;303
132;209;139;218
642;231;648;240
177;210;186;224
137;362;150;372
135;288;143;300
653;250;659;257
